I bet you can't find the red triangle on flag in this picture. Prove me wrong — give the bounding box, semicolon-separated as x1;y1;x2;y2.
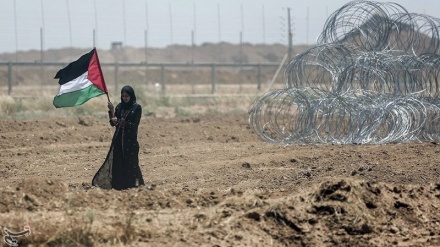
88;48;108;94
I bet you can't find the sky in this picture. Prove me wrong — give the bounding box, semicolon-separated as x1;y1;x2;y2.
1;0;440;53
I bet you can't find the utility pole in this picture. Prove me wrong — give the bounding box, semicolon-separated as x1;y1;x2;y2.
287;7;293;61
191;30;195;94
287;7;293;86
307;7;309;45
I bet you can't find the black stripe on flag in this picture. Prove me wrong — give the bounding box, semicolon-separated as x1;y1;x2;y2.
54;49;95;85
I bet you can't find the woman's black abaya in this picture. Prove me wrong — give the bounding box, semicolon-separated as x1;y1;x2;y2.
92;86;145;190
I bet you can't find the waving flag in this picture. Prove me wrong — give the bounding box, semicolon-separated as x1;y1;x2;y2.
53;48;108;108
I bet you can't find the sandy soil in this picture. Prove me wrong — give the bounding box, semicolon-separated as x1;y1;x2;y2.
0;113;439;246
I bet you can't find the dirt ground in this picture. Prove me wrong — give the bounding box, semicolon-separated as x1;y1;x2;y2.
0;113;439;246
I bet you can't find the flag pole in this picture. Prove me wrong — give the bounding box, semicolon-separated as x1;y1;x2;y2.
106;92;115;118
106;93;111;103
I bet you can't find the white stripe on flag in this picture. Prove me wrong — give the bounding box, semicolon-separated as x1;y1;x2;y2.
56;71;93;96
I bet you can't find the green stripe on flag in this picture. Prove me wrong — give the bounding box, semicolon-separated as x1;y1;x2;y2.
53;84;104;108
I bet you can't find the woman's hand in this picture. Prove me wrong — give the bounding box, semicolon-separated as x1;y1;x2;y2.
108;102;115;116
108;102;114;111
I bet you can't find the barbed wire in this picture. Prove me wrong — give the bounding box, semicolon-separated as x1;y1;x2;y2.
249;0;440;145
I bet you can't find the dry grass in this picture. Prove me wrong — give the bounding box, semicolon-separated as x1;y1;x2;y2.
0;83;268;120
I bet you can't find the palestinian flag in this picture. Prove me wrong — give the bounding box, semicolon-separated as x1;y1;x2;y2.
53;48;108;108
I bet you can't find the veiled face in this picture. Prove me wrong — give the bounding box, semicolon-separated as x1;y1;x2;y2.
121;92;131;103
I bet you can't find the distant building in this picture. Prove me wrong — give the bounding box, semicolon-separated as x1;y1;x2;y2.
111;42;123;50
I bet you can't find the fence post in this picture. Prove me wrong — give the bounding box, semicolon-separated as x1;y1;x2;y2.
8;62;12;95
257;63;262;90
191;63;195;94
160;64;166;93
145;63;149;87
114;63;119;94
211;63;216;94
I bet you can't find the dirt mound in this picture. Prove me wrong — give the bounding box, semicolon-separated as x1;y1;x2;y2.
0;178;439;246
260;179;440;246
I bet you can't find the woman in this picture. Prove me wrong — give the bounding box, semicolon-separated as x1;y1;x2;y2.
92;85;145;190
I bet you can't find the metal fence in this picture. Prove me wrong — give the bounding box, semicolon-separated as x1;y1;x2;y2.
0;61;285;97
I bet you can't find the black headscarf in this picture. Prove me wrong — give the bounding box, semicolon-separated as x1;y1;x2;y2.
120;85;137;110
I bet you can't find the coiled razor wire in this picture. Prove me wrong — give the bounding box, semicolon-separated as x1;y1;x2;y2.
248;0;440;144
